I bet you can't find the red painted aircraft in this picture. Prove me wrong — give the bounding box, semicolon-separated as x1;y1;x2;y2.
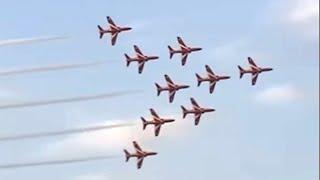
124;141;157;169
181;98;215;126
141;108;175;136
238;57;273;85
125;45;159;74
168;36;202;66
155;74;190;103
97;16;132;46
196;65;230;93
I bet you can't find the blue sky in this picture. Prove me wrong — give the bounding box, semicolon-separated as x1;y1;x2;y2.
0;0;318;179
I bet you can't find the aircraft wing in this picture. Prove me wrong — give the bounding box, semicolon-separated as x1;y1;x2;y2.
181;53;189;66
134;45;144;56
133;141;143;153
154;124;162;136
205;65;215;76
252;73;259;86
209;82;216;93
137;157;144;169
248;57;258;67
107;16;117;29
138;61;145;74
111;33;118;46
177;36;188;49
169;90;176;103
150;109;159;118
190;98;200;108
194;113;202;126
164;75;175;87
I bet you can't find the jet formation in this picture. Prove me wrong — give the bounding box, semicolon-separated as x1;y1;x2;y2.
96;16;273;169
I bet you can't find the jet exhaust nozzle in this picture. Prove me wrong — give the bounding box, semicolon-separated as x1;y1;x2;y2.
124;149;131;162
97;25;105;39
124;54;131;67
141;117;148;130
168;46;175;59
195;73;203;87
155;83;163;96
181;105;188;118
238;65;245;79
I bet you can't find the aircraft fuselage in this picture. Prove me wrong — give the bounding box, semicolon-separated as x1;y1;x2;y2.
204;75;231;82
130;56;159;62
242;66;273;75
187;108;215;114
161;84;190;92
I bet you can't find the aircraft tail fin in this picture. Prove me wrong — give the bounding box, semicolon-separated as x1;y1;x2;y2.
181;105;188;118
97;25;104;39
168;46;175;59
195;73;203;87
125;54;132;67
141;117;148;130
123;149;131;162
238;65;244;79
155;83;163;96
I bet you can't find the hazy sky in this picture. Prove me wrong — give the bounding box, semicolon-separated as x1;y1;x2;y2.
0;0;319;180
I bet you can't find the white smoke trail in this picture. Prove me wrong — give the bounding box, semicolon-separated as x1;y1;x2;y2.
0;60;110;77
0;90;142;110
0;36;67;46
0;123;136;141
0;155;119;169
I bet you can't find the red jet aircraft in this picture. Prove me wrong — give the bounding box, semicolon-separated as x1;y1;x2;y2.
97;16;132;46
196;65;230;94
168;36;202;66
181;98;215;126
125;45;159;74
141;108;175;137
155;74;190;103
238;57;273;85
124;141;157;169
